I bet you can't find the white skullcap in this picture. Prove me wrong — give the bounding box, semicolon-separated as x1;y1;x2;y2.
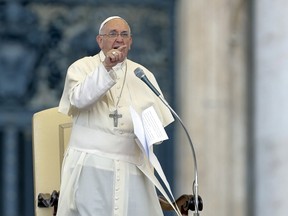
98;16;122;34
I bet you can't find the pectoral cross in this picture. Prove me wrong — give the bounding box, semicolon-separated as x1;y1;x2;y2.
109;110;122;127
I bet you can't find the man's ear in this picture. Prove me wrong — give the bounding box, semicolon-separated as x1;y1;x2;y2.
128;37;132;50
96;35;102;49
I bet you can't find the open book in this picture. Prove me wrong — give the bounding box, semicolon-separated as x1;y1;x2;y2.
129;105;168;158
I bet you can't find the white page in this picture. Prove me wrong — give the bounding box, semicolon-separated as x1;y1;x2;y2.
129;106;149;156
130;105;168;157
129;106;181;216
141;106;168;147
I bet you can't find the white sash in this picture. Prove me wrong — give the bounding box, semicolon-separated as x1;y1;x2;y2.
69;124;143;165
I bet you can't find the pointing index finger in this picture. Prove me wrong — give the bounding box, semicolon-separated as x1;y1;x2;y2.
117;45;127;52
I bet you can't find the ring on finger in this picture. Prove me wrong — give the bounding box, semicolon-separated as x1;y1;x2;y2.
112;51;116;55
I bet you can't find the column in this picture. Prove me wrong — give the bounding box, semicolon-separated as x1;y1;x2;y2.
254;1;288;215
175;0;248;215
2;126;19;216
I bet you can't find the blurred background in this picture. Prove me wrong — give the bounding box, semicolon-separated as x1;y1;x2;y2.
0;0;288;216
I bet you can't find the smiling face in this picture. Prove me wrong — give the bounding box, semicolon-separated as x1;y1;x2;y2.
96;18;132;57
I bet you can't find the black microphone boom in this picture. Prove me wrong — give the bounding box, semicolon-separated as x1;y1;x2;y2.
134;67;202;215
134;67;161;96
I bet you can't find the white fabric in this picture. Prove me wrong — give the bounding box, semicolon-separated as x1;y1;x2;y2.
98;16;121;34
57;148;164;216
57;51;176;216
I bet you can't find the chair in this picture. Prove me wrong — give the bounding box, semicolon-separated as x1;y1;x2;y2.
32;107;202;216
32;107;72;216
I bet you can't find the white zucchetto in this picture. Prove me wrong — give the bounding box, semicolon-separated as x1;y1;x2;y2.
98;16;121;34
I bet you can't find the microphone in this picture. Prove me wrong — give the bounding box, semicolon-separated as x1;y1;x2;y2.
134;67;161;96
134;67;202;215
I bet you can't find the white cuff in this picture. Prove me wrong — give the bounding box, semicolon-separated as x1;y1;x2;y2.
100;63;117;81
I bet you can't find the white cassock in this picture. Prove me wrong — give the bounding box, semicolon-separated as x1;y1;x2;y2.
56;51;177;216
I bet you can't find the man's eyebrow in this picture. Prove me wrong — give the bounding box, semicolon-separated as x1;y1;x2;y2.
108;29;116;33
108;30;128;33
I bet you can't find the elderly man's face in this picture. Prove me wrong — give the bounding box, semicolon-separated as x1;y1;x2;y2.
96;18;132;57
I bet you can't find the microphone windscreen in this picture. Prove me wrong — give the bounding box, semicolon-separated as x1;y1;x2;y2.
134;67;145;78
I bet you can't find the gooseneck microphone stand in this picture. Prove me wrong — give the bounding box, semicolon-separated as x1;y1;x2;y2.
134;67;203;215
158;95;201;216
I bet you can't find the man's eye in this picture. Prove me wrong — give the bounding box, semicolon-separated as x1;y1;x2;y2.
105;32;130;38
109;32;118;37
120;33;129;38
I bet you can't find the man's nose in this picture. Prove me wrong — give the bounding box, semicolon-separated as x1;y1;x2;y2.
115;34;124;40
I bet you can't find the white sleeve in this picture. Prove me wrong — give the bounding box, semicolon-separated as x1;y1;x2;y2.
70;63;116;109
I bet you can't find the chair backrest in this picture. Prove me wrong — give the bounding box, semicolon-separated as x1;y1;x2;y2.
32;107;72;216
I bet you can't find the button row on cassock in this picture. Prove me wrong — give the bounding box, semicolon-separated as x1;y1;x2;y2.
114;160;121;216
